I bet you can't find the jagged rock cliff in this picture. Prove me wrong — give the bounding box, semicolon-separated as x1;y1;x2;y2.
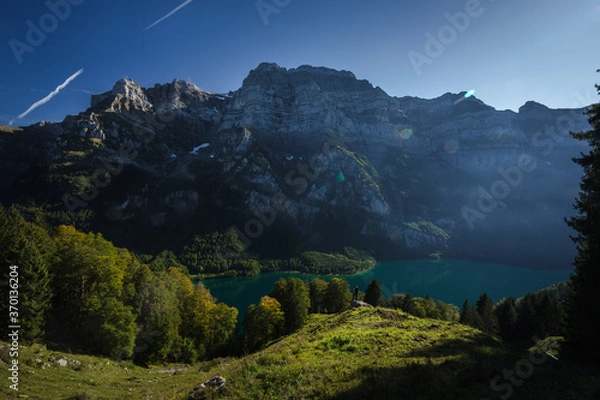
0;63;591;268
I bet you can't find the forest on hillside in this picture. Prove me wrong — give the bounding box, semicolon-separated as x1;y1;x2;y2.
0;205;576;364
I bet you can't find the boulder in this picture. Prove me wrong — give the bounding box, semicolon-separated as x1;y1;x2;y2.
351;300;373;308
187;376;226;400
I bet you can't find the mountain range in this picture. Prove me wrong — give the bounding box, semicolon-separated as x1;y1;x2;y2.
0;62;591;269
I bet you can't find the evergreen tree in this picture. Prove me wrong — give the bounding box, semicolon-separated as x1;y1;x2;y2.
365;279;384;307
0;207;24;265
538;292;563;337
309;279;328;313
17;238;53;342
516;293;538;340
0;206;9;255
31;207;51;232
460;299;473;325
269;278;310;332
322;278;352;313
0;208;54;342
460;299;482;328
475;293;500;336
564;75;600;363
1;207;23;340
495;297;518;341
401;292;416;315
389;294;404;309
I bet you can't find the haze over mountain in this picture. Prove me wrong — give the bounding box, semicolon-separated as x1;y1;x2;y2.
0;63;591;269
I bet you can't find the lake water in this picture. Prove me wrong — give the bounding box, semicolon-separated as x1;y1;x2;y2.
202;259;572;317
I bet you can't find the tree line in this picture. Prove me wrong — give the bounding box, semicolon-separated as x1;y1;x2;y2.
141;231;375;278
242;277;461;352
459;288;566;341
241;276;573;354
0;207;238;364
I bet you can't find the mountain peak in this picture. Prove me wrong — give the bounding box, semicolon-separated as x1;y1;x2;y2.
292;64;357;79
242;62;375;95
518;100;550;113
91;78;152;112
254;62;284;72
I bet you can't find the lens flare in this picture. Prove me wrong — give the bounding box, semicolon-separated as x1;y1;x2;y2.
443;139;459;154
399;128;413;140
490;128;511;144
464;89;475;98
336;172;346;183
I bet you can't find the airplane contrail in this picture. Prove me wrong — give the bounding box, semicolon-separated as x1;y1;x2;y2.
143;0;193;31
16;68;84;120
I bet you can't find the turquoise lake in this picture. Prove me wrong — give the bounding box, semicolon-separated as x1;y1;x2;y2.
203;259;572;317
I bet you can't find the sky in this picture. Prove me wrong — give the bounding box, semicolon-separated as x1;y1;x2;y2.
1;0;599;126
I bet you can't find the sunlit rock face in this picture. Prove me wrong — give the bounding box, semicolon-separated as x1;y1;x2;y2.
0;63;592;267
220;63;409;151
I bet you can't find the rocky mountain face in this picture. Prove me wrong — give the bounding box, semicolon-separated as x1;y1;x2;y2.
0;63;591;268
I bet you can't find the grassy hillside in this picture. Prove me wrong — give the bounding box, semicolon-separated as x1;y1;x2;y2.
1;308;599;399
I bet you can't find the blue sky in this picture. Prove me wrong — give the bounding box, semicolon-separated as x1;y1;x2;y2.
1;0;599;126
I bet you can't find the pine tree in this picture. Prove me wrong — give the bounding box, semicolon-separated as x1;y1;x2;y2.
564;74;600;363
460;299;473;325
17;238;53;342
516;293;538;340
0;207;13;265
538;293;563;337
460;298;483;330
402;292;416;315
389;294;404;309
475;293;500;336
322;278;352;314
309;279;328;313
0;207;23;339
365;279;384;306
495;297;518;341
0;208;54;342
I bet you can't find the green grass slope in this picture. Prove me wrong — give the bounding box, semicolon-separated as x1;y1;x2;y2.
1;308;599;399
